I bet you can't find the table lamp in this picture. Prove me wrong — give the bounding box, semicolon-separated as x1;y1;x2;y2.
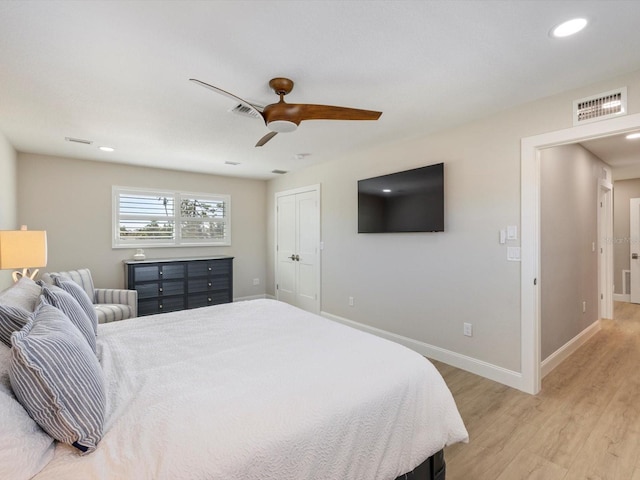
0;226;48;282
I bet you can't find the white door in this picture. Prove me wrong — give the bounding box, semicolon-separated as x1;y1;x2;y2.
630;198;640;303
276;186;320;313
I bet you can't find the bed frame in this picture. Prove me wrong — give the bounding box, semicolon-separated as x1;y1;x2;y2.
395;449;445;480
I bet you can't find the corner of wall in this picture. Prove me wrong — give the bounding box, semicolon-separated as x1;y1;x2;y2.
0;130;17;289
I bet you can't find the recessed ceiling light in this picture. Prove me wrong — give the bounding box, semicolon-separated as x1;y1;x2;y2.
382;189;392;193
551;18;588;38
294;153;312;160
98;146;114;152
626;133;640;140
224;161;241;165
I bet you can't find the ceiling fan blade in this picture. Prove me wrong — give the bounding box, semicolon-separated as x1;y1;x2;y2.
189;78;264;117
296;104;382;121
255;131;278;147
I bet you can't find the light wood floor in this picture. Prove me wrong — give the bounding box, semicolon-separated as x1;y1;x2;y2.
434;301;640;480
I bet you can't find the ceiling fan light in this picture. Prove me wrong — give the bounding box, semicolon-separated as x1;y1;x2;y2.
267;120;298;133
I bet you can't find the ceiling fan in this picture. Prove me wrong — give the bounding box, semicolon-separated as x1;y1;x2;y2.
189;77;382;147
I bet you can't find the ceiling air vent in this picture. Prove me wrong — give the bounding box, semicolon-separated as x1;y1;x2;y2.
65;136;93;145
573;87;627;126
229;103;263;119
271;169;288;175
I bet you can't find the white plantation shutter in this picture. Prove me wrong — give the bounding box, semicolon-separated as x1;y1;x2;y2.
113;187;231;247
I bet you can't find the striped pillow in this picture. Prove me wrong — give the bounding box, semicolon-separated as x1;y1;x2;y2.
9;302;106;454
0;304;31;347
52;277;98;337
0;277;42;312
39;282;97;353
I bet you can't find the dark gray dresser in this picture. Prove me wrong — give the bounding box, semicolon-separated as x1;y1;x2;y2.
124;256;233;316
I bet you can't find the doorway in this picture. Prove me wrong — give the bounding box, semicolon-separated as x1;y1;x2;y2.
521;112;640;395
275;184;321;313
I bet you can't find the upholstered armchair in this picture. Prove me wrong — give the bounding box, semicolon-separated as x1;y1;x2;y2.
40;268;137;324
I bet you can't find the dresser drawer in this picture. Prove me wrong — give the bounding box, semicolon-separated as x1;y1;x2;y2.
187;291;231;309
187;259;232;277
136;280;185;299
133;265;161;282
138;296;185;315
188;276;231;293
132;264;186;282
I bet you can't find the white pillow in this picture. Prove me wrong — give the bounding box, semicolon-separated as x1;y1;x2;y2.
0;344;55;480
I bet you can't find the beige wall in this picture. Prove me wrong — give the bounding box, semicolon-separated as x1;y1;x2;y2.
17;153;267;298
613;178;640;294
0;131;17;289
266;69;640;373
540;144;605;360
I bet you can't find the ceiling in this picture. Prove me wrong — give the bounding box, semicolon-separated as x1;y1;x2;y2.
2;1;640;180
581;133;640;168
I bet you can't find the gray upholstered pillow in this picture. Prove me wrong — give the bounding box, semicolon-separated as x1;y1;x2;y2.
0;304;31;347
52;277;98;337
0;277;42;312
9;302;106;454
38;282;97;353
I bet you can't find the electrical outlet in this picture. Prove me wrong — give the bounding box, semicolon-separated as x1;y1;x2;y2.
463;323;473;337
348;296;354;307
253;278;260;286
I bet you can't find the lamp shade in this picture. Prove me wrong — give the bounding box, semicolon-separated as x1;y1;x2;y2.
0;230;48;270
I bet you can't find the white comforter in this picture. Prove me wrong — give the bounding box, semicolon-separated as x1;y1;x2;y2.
34;299;467;480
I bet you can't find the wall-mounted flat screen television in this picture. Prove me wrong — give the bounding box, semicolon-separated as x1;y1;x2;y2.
358;163;444;233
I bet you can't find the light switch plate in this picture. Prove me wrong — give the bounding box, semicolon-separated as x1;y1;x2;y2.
507;246;521;261
499;229;506;244
507;225;518;240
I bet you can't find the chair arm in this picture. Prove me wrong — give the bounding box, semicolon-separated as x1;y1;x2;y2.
94;288;138;318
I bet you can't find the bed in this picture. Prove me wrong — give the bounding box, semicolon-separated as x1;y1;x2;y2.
1;292;467;480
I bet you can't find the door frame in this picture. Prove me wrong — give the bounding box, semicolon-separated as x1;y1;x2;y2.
521;112;640;395
274;184;321;313
598;181;613;320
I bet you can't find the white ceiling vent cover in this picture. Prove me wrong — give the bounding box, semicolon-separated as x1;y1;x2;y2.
573;87;627;126
229;103;264;119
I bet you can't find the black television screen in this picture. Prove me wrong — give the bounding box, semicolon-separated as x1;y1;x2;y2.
358;163;444;233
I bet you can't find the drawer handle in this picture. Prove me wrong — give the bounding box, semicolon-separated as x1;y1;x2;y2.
208;267;212;271
208;282;212;287
208;298;212;302
159;304;163;309
160;271;163;275
159;287;163;293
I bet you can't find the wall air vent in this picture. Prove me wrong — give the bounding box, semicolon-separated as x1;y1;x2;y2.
271;169;288;175
229;103;263;119
573;87;627;126
64;136;93;145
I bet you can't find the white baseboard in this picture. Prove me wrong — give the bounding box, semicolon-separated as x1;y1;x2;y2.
233;294;268;302
540;320;601;379
320;311;523;391
614;293;630;303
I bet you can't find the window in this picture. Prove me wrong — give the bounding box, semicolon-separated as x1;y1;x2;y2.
113;187;231;248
